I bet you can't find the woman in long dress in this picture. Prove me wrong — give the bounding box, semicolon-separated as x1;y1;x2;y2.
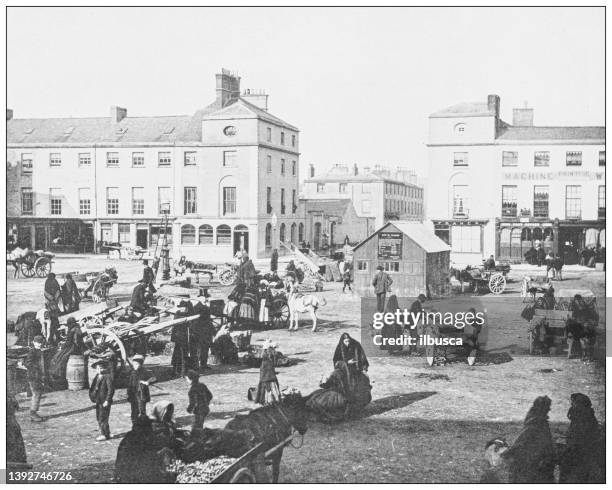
331;333;372;416
306;361;351;423
255;344;281;405
380;295;403;354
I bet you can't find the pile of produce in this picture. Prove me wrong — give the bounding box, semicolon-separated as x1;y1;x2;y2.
167;456;237;483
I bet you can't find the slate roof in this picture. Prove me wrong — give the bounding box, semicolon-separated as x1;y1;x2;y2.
353;221;451;254
7;98;297;146
496;126;604;141
305;172;421;186
430;102;494;118
304;199;353;217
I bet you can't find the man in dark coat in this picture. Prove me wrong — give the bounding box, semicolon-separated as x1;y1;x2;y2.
237;254;257;287
192;302;214;370
141;260;157;294
130;281;149;315
89;359;115;441
126;355;156;425
484;255;496;270
270;249;279;273
185;369;213;430
61;273;81;313
407;294;427;353
24;335;46;422
14;311;42;347
536;246;546;267
524;246;537;265
372;265;393;313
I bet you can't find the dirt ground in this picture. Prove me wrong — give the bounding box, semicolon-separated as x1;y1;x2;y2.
6;255;606;483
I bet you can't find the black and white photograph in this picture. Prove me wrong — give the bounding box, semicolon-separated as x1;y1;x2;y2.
4;5;606;484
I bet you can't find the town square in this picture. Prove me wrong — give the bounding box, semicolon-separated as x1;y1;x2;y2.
5;6;606;484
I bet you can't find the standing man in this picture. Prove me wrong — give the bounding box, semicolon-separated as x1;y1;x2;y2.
141;260;157;294
192;301;214;370
270;249;279;273
89;359;115;441
24;335;46;422
372;265;393;313
342;260;353;293
126;354;156;425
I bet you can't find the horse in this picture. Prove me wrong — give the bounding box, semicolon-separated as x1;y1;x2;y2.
197;392;309;483
287;290;327;332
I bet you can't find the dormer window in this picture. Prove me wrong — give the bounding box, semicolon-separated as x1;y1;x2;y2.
455;123;466;134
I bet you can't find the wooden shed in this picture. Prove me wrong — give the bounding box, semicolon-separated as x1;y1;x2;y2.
352;221;451;298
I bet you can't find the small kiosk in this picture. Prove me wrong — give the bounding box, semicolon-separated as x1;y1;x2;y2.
352;221;451;298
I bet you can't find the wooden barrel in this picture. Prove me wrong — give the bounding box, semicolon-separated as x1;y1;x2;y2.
66;355;87;390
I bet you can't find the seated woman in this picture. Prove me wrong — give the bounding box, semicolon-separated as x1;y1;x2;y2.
150;400;186;449
306;361;351;423
333;333;369;374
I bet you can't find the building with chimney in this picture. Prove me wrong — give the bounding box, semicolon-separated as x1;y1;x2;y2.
426;94;605;265
300;164;424;249
7;69;302;260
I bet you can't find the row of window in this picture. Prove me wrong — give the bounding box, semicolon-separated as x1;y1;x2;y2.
384;183;423;199
266;155;297;176
20;186;238;217
453;150;605;168
20;150;243;170
180;224;239;245
266;187;297;215
355;261;399;273
263;222;304;247
265;127;297;148
499;185;605;219
384;199;423;215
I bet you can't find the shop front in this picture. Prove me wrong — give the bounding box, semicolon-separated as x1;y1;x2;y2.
496;218;557;263
8;218;95;253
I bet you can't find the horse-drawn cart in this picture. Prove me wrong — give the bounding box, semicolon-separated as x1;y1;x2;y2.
454;264;509;295
174;257;237;286
7;249;54;278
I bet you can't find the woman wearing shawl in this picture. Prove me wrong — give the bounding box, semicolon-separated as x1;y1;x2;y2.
49;317;84;389
237;254;257;287
150;400;185;450
333;332;369;374
380;295;403;353
305;361;351;423
255;342;281;405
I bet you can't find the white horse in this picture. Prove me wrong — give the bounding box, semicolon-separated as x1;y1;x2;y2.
287;290;327;332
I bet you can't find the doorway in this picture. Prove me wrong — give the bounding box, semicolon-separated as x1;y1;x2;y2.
136;228;149;249
233;225;249;255
314;222;322;250
35;226;47;250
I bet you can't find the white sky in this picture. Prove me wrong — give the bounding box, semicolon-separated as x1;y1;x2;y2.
7;6;605;179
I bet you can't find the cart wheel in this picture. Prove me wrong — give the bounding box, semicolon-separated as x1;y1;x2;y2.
20;262;36;278
229;467;256;484
35;258;52;278
84;327;127;371
488;273;506;295
219;270;236;286
467;349;477;366
271;300;290;329
79;315;103;328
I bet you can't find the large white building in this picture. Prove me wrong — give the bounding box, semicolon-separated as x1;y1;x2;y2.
426;95;605;265
301;163;424;248
7;69;302;261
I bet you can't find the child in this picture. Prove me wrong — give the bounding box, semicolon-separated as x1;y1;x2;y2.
89;360;115;441
24;335;46;422
126;354;156;425
185;369;213;430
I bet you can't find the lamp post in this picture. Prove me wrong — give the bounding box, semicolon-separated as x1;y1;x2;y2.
160;202;171;280
271;212;278;252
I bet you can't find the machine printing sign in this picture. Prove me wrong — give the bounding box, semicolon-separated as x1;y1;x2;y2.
502;170;604;181
378;232;403;259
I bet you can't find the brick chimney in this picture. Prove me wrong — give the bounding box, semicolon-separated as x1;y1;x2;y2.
513;102;534;126
242;88;268;111
111;106;127;123
216;69;241;108
487;94;500;118
7;109;13;120
353;163;358;176
309;164;315;178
